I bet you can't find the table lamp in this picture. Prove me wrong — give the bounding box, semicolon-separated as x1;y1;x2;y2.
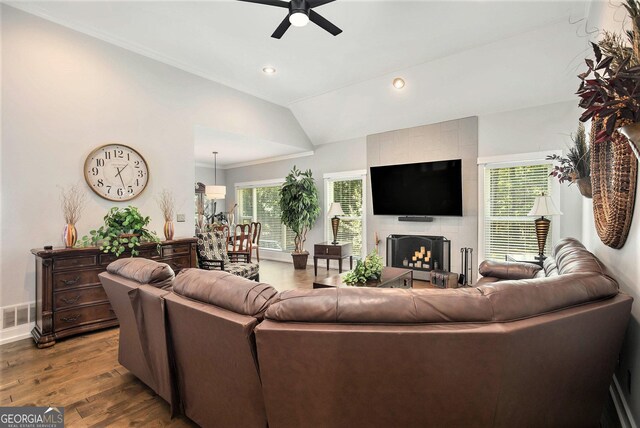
528;193;562;260
327;202;345;245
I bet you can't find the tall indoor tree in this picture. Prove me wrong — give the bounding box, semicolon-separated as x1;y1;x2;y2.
279;166;321;269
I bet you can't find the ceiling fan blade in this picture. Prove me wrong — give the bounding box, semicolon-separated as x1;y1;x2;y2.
308;0;336;8
271;15;292;39
309;9;342;36
236;0;289;8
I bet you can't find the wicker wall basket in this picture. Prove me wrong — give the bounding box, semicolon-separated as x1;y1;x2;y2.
591;125;639;249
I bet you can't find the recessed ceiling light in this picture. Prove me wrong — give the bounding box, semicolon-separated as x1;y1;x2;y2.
262;66;277;75
393;78;406;90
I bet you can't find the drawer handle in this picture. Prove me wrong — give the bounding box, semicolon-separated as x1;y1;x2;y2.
60;314;80;323
61;295;81;305
60;276;81;286
325;248;329;254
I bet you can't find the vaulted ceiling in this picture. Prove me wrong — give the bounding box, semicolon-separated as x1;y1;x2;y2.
9;0;592;160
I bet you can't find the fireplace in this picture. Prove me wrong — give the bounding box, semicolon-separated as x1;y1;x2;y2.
386;235;451;281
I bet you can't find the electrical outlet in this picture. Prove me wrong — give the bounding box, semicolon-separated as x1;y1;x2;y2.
176;214;186;222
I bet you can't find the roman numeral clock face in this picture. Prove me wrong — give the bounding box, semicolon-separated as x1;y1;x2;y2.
84;144;149;201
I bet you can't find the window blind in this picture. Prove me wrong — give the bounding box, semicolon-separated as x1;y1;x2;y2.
326;178;364;257
236;185;294;252
484;164;552;261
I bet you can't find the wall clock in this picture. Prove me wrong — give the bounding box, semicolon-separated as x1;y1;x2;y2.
84;144;149;201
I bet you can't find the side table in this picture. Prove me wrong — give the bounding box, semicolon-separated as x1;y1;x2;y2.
314;242;353;276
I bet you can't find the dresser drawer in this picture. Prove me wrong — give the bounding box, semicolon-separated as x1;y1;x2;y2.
54;255;97;271
162;244;190;257
315;245;342;256
54;286;109;310
164;255;192;272
54;303;115;332
53;269;101;291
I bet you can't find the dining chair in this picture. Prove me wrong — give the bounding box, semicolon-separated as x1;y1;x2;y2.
232;223;252;263
250;222;262;262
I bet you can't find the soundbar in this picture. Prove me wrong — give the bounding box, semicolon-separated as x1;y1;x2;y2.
398;216;434;222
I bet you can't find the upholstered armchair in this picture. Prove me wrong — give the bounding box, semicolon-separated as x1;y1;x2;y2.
196;232;260;281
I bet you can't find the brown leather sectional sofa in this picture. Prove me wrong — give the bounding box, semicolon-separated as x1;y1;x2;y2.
99;238;632;428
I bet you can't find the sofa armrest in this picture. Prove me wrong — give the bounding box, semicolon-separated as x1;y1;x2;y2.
478;260;542;280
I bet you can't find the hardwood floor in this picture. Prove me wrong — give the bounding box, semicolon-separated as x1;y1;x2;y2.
0;260;387;427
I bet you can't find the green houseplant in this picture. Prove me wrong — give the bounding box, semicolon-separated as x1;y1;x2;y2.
279;166;320;269
343;249;384;286
547;123;592;197
78;206;160;257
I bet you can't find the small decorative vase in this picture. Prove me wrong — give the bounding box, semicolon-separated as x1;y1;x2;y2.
575;177;593;199
63;223;77;248
164;220;175;241
618;122;640;162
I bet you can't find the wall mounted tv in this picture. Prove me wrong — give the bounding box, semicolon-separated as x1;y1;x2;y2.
370;159;463;216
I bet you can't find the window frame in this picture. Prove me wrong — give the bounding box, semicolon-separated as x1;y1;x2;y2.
477;151;561;263
323;170;367;258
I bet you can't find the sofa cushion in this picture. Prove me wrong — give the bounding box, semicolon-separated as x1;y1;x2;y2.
266;287;494;323
476;272;619;321
106;258;175;289
197;232;230;264
478;260;542;280
173;268;277;318
553;238;607;275
225;262;259;279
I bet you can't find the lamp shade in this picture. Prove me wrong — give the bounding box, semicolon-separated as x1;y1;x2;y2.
528;194;562;217
327;202;345;217
205;185;226;200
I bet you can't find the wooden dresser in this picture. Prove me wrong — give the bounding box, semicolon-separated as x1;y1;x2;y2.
31;238;197;348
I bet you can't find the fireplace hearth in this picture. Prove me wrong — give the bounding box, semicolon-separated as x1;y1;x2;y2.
386;235;451;281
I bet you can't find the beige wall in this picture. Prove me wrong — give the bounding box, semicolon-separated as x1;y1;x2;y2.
366;117;478;282
0;6;309;309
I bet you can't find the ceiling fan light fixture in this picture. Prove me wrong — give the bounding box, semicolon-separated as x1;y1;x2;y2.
262;66;277;74
289;11;309;27
393;78;406;90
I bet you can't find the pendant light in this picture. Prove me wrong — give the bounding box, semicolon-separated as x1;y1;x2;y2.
205;151;226;200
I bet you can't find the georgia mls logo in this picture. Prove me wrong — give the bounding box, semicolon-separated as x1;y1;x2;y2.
0;406;64;428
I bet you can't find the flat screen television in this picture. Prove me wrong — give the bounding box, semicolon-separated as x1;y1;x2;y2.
370;159;463;216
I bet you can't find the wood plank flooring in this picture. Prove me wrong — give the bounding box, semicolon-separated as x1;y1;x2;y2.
0;260;381;427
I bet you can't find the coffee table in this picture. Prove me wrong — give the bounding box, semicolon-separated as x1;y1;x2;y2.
313;266;413;289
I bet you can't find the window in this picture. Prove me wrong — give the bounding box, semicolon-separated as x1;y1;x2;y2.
236;181;294;252
324;171;366;257
482;162;554;261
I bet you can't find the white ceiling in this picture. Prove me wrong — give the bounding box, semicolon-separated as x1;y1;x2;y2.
194;126;313;168
10;1;588;106
9;0;592;160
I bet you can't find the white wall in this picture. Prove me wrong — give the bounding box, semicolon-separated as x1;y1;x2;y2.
581;0;640;422
224;138;366;264
478;100;585;242
0;6;309;308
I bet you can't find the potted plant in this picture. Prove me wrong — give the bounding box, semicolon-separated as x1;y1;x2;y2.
343;249;384;286
279;166;320;269
547;123;592;197
78;206;160;257
577;0;640;160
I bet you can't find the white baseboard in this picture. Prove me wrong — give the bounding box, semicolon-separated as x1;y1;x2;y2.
611;374;638;428
0;322;34;346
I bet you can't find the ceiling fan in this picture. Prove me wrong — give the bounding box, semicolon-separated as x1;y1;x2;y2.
237;0;342;39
